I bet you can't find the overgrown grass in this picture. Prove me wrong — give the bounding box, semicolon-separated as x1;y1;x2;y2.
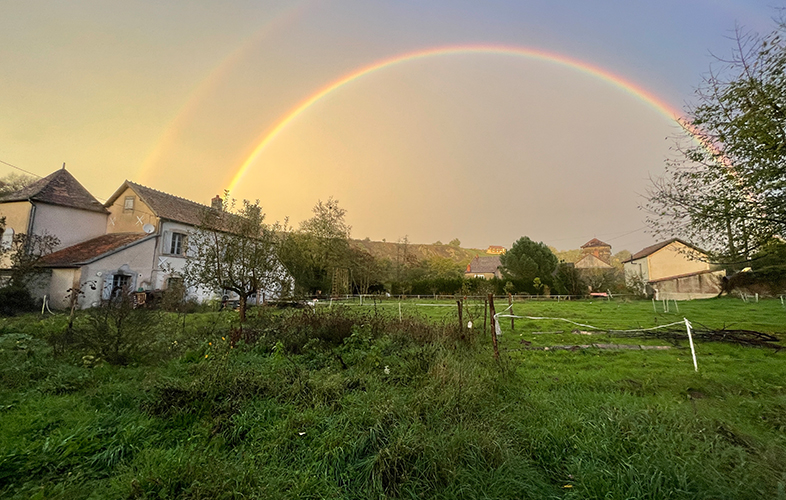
1;300;785;499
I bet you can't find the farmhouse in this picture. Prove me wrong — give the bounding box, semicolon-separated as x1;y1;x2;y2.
624;238;724;300
0;168;108;277
2;169;292;308
465;255;502;279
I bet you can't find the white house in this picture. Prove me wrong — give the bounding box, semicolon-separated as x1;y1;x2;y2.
0;168;108;276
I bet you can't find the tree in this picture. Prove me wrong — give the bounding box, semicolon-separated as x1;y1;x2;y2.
500;236;558;290
0;173;35;196
645;21;786;261
180;198;289;322
279;197;352;295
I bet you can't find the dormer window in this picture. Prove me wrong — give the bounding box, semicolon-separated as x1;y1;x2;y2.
124;196;135;212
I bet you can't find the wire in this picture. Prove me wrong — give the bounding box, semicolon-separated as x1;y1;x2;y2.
0;159;43;178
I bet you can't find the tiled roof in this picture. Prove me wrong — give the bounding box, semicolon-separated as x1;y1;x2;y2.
467;255;502;274
39;233;153;267
124;181;211;226
0;168;107;213
626;238;705;262
581;238;611;248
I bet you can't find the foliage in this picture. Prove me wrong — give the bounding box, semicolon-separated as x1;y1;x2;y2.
279;197;352;295
0;285;36;316
500;236;558;291
448;238;461;247
0;172;35;196
554;263;586;296
0;228;59;289
75;292;162;365
646;21;786;260
180;197;289;321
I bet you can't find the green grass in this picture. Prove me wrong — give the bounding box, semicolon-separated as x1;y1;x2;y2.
1;299;785;499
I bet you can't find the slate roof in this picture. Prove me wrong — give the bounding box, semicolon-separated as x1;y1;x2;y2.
126;181;214;226
466;255;502;274
39;233;153;267
581;238;611;248
626;238;705;262
0;168;107;213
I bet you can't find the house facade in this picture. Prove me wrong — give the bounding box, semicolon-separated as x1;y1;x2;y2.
575;238;612;269
624;238;723;300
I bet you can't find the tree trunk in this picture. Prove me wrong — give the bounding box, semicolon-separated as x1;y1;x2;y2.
239;295;247;323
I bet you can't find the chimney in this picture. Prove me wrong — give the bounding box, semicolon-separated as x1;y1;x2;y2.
211;195;222;210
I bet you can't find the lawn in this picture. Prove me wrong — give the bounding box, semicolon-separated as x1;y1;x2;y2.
1;297;784;499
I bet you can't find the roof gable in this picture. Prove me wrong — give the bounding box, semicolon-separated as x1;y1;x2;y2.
0;168;107;213
575;253;613;269
106;181;212;227
627;238;706;262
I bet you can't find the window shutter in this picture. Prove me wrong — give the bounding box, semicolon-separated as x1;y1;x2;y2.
163;231;172;254
101;274;114;300
1;227;13;250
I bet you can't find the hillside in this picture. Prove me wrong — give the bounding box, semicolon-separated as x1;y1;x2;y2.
351;239;492;265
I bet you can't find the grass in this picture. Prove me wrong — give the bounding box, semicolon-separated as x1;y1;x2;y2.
1;298;785;499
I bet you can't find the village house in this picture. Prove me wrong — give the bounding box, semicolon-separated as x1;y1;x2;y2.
486;245;506;255
624;238;724;300
0;168;108;276
3;169;292;308
574;238;613;269
465;255;502;279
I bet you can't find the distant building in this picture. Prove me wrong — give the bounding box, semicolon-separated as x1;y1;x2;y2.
486;245;506;255
574;238;612;269
624;238;723;300
465;255;502;279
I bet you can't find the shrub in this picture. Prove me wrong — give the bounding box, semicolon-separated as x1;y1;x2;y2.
0;286;36;316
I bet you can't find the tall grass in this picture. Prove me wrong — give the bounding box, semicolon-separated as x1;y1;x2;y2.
1;302;785;499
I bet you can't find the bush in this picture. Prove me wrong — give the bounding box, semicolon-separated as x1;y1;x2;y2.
0;286;36;316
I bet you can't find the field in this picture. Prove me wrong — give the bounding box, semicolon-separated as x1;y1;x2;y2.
1;297;785;499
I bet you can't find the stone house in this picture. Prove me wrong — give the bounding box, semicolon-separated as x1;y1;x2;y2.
574;238;613;269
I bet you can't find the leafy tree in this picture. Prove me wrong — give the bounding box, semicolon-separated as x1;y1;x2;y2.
180;198;289;322
646;21;786;261
448;238;461;247
0;173;35;196
500;236;558;290
279;197;352;295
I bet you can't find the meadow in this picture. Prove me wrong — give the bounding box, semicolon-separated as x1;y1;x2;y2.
1;297;785;499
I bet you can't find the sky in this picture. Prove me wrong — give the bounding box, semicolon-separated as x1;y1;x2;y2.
0;0;778;253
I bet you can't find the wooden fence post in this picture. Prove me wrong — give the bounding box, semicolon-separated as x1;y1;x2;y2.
488;294;500;361
508;293;514;332
457;299;463;331
483;298;488;336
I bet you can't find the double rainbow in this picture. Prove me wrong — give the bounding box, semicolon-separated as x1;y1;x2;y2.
226;43;691;193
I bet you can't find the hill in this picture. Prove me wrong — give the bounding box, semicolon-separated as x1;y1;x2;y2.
351;239;493;265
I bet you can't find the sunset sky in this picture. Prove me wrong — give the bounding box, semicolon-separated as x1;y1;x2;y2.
0;1;777;253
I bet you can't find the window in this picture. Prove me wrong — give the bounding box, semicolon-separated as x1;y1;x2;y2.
124;196;135;211
169;232;185;255
112;274;130;295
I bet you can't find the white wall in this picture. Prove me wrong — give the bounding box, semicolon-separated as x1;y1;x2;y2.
33;203;107;250
74;238;157;308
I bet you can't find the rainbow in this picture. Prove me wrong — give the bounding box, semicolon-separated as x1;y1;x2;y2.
135;0;313;184
227;43;694;193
